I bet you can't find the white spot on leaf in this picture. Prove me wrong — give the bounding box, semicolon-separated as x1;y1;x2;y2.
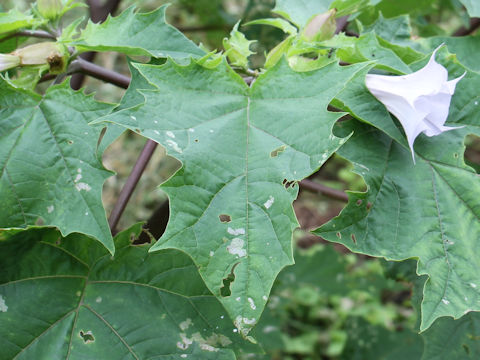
130;115;137;121
95;297;102;303
264;196;274;209
471;283;477;288
75;183;91;192
166;131;175;138
47;205;54;214
166;139;183;153
442;298;450;305
248;297;256;310
227;227;245;236
0;295;7;312
227;238;247;257
177;333;193;350
180;318;193;331
209;251;214;257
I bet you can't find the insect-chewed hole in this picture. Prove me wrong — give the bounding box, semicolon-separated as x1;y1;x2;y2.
283;179;295;189
336;232;341;239
220;263;238;297
270;145;287;158
356;199;363;206
463;344;470;355
351;234;357;244
219;214;231;223
79;330;95;344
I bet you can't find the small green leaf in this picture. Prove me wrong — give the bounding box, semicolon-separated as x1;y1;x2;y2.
458;0;480;17
96;58;367;335
223;22;256;69
323;32;412;74
245;18;298;35
0;9;44;36
72;5;205;60
0;225;258;358
0;79;115;253
360;13;424;64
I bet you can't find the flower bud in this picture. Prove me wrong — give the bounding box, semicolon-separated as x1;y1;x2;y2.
13;42;68;74
302;9;337;42
37;0;63;20
0;54;21;72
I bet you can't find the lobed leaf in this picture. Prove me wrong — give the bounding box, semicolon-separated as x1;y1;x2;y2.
0;9;43;36
96;58;367;335
315;117;480;331
72;5;205;60
0;224;258;359
0;80;114;253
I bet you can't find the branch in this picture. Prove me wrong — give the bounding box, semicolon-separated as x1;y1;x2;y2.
68;58;130;89
108;139;158;234
299;179;349;202
453;18;480;36
0;30;56;43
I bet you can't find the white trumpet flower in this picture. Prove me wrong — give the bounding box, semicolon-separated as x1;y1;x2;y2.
365;46;465;163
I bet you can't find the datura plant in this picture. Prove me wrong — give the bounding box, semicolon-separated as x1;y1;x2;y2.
1;0;480;359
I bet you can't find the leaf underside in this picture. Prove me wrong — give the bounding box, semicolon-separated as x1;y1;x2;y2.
99;58;366;334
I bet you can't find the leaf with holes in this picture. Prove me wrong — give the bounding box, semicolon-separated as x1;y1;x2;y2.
314;116;480;331
95;58;367;335
0;79;114;253
71;5;205;60
0;224;259;359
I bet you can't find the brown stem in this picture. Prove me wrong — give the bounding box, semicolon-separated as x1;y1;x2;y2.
299;179;349;202
108;140;158;234
69;58;130;89
453;18;480;36
0;30;56;42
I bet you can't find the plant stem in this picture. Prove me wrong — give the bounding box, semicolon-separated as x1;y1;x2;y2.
0;30;56;42
299;179;349;202
453;18;480;36
108;140;158;234
68;58;130;89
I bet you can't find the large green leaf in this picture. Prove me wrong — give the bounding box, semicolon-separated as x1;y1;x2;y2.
421;313;480;359
96;58;366;335
0;224;258;359
314;116;480;331
71;5;205;60
0;80;115;253
458;0;480;17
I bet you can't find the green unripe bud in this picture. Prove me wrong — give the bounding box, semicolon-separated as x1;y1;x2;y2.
37;0;63;20
302;9;337;42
